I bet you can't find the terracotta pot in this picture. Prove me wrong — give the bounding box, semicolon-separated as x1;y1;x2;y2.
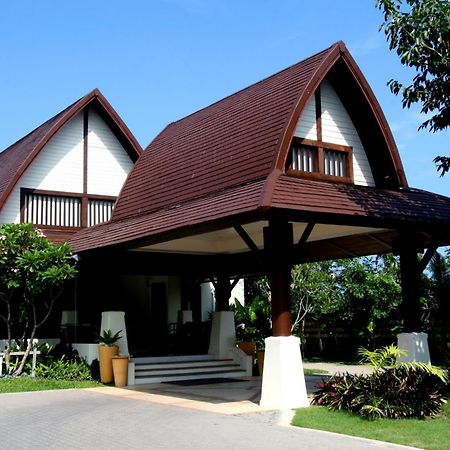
112;355;129;387
257;350;265;376
237;341;256;356
98;345;119;384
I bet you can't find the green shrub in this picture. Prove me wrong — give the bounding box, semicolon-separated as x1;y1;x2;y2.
312;345;448;420
35;355;93;381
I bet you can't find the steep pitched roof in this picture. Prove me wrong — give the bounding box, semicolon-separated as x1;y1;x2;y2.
0;89;142;212
71;41;450;255
112;41;406;222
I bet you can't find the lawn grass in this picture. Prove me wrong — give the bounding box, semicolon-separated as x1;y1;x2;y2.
292;400;450;450
303;368;329;375
0;377;100;393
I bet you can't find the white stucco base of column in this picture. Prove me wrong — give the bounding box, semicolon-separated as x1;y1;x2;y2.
208;311;236;359
397;332;431;364
100;311;129;356
260;336;309;410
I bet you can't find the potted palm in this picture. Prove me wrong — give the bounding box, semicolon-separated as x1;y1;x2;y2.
96;329;122;384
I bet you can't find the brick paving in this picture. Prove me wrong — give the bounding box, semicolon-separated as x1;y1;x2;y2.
0;388;417;450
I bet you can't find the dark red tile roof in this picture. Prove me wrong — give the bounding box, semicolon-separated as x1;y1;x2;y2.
0;89;142;213
70;179;265;253
112;43;343;221
271;175;450;227
70;41;450;254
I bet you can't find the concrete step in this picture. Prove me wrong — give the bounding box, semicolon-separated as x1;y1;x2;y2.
131;355;247;384
136;363;241;377
134;368;247;385
134;358;235;371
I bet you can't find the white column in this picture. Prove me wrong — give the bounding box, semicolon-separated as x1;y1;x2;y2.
260;336;309;410
397;332;431;364
208;311;236;359
100;311;129;356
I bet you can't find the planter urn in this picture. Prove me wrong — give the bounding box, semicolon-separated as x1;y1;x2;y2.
98;345;119;384
112;355;129;387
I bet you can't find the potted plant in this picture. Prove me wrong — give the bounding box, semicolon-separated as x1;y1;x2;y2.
232;295;271;375
96;329;122;384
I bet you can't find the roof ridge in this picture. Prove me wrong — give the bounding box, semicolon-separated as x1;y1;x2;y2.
160;42;339;133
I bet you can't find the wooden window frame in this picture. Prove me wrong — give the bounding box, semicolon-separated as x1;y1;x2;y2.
20;187;116;229
286;137;354;184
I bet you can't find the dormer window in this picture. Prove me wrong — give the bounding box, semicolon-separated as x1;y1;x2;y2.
286;137;353;183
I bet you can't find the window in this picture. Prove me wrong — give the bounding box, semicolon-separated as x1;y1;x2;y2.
21;189;116;228
287;137;353;183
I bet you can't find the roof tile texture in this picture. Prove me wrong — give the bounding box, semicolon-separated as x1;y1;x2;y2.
113;48;333;220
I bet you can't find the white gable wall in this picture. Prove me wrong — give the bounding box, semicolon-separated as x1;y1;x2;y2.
87;110;134;196
294;80;375;187
0;113;84;224
0;109;134;224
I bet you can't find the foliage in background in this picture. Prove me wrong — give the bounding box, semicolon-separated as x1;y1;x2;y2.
232;295;271;349
376;0;450;175
423;252;450;365
0;223;77;376
312;345;448;420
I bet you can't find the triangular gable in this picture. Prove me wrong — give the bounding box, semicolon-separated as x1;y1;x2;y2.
0;89;142;214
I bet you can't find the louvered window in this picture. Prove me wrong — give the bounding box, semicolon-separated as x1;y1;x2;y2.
88;199;115;226
21;189;116;228
287;137;353;183
23;192;81;227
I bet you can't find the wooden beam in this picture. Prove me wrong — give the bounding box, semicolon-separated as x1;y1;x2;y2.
418;244;439;274
234;225;259;254
298;222;315;245
234;225;265;270
230;276;241;291
264;221;293;336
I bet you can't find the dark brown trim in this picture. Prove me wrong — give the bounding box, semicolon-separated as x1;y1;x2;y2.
274;42;342;172
418;244;439;274
315;87;322;142
20;187;116;202
234;225;260;255
82;108;89;228
298;222;315;245
286;137;354;184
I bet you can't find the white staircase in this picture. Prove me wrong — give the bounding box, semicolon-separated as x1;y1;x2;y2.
130;354;247;385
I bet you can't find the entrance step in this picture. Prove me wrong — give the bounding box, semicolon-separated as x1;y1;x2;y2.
132;355;247;384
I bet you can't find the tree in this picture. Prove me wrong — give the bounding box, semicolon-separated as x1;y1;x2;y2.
0;223;77;375
376;0;450;175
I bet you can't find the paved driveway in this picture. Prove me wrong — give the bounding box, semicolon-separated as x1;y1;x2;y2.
0;388;416;450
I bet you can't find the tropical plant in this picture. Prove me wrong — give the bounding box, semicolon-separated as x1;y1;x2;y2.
376;0;450;175
232;296;271;349
312;345;448;420
96;329;122;346
0;223;77;376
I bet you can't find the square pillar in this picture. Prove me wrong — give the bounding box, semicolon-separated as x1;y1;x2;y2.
260;336;309;409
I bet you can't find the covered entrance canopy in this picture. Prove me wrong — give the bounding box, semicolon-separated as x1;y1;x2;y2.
70;41;450;408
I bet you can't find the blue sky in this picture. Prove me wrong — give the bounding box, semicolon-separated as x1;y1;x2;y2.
1;0;448;196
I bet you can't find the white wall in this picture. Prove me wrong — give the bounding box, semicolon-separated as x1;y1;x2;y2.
87;110;134;196
0;108;135;224
294;80;375;187
0;113;84;223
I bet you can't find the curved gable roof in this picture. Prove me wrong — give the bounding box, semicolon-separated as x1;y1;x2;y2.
0;89;142;213
113;41;406;222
